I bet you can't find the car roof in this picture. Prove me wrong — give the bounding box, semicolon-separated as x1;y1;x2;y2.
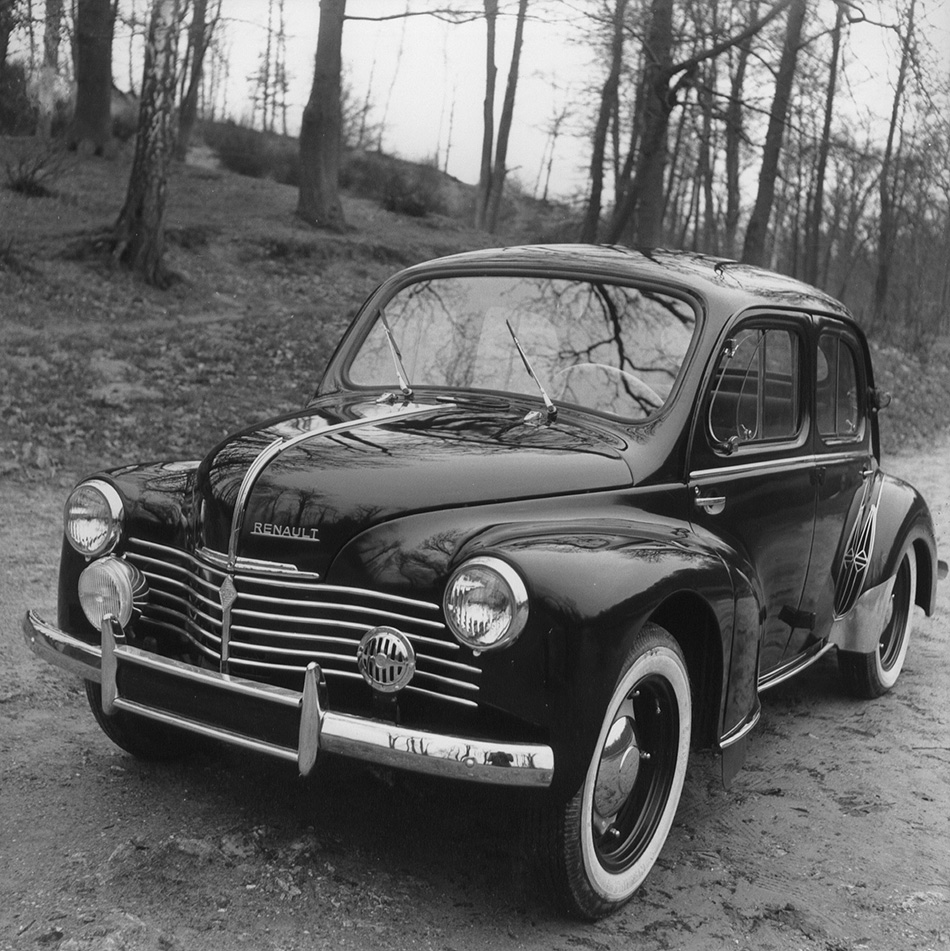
397;244;853;323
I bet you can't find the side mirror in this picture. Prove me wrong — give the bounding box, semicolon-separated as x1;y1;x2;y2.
869;388;891;412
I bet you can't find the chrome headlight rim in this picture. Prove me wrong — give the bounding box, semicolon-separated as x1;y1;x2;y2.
64;479;124;558
443;555;529;652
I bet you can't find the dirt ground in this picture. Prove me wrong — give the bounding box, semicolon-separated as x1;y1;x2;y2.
0;438;947;951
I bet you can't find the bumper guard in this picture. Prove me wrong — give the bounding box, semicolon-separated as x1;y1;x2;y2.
22;610;554;788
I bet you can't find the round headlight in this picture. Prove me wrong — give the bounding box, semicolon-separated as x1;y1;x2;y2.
64;480;124;557
443;556;529;652
78;556;145;630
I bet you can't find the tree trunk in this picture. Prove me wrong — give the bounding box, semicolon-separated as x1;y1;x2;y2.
69;0;114;154
723;3;755;258
872;0;915;326
296;0;346;229
484;0;528;233
43;0;63;67
32;0;64;137
112;0;180;286
803;0;842;285
0;1;19;74
175;0;212;161
623;0;675;246
579;0;628;243
741;0;806;266
699;76;717;252
474;0;497;231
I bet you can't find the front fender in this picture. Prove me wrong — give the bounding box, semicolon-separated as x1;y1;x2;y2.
56;461;199;642
454;518;737;797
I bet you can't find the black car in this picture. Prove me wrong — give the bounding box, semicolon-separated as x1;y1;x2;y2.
24;245;944;919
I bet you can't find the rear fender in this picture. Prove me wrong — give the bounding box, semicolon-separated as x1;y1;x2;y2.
838;472;939;617
830;471;938;655
871;473;938;616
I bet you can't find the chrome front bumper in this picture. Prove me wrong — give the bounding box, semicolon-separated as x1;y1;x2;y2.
22;610;555;788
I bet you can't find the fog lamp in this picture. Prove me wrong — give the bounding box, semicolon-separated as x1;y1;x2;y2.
78;556;147;630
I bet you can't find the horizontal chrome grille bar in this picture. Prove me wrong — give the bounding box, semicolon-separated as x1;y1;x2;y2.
125;538;479;706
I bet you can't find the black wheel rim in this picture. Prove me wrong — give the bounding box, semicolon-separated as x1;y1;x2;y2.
879;556;911;671
593;672;679;872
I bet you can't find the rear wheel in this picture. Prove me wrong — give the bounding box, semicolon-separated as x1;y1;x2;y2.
539;624;691;919
85;681;191;760
838;545;916;698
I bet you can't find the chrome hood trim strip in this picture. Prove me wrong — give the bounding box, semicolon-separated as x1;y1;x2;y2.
226;403;438;570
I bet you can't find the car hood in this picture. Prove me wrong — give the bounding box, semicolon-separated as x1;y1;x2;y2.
194;396;631;576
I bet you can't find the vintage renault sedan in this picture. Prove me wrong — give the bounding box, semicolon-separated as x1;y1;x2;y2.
24;246;944;919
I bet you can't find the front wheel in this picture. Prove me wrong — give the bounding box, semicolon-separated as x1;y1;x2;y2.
838;545;916;698
539;624;691;919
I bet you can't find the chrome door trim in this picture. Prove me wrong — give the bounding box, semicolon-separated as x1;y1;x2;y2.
690;450;866;484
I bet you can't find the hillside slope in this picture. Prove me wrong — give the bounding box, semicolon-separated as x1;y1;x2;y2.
1;143;948;485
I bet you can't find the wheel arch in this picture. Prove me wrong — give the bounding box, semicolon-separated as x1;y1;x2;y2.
873;474;938;617
911;534;938;617
647;592;724;750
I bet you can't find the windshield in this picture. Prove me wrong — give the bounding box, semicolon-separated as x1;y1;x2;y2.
347;274;698;420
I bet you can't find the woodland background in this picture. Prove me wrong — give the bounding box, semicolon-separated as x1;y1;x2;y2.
1;0;950;480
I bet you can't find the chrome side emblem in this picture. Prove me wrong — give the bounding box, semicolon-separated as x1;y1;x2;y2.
834;498;878;619
357;627;416;693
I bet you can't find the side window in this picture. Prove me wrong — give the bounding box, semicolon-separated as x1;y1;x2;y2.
709;326;802;450
817;333;864;441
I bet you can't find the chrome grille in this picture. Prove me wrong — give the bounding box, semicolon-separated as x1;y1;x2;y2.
125;538;479;707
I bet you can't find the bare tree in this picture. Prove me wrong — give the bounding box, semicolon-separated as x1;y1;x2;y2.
43;0;62;68
742;0;807;266
716;0;759;256
249;0;290;134
297;0;346;229
112;0;181;285
376;0;411;151
535;92;570;203
0;1;21;75
606;0;792;246
474;0;498;231
802;0;844;285
175;0;220;160
872;0;916;326
483;0;529;232
68;0;114;154
579;0;629;242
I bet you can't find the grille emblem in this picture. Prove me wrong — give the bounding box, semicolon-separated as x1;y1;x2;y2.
218;574;237;670
357;627;416;693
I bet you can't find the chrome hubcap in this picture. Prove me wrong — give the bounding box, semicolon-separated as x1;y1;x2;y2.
593;699;646;834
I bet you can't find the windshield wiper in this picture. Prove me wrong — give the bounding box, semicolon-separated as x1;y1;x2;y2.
378;310;413;401
506;319;557;423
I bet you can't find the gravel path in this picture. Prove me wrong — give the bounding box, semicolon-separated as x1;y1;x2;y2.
1;437;947;951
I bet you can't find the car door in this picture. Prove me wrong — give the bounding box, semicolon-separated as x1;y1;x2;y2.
792;318;873;650
689;315;817;678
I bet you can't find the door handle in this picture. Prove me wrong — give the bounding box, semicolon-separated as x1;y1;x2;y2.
694;488;726;515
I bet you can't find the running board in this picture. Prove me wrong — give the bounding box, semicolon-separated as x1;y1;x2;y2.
758;641;835;693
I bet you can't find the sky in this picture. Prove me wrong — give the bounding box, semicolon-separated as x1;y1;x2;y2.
220;1;609;199
215;0;950;202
